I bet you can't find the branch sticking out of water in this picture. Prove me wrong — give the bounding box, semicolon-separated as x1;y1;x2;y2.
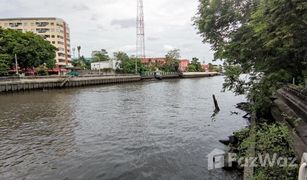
211;94;220;118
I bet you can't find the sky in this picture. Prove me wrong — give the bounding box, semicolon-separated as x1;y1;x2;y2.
0;0;215;62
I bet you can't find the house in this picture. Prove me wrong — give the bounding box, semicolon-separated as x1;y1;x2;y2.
202;64;210;72
179;59;190;72
142;58;167;65
91;59;119;70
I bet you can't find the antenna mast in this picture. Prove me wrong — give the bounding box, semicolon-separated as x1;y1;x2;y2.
136;0;145;59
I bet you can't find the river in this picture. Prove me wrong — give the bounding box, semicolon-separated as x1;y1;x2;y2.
0;76;247;180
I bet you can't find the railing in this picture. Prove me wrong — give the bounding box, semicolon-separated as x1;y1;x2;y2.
299;153;307;180
141;71;179;77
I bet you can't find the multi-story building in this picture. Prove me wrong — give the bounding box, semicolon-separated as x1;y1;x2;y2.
0;17;72;68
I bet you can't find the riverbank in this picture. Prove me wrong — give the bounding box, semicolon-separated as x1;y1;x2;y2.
0;72;220;93
0;75;141;93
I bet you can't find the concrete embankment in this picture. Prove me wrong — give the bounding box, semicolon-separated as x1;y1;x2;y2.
0;72;221;93
0;75;141;93
181;72;219;78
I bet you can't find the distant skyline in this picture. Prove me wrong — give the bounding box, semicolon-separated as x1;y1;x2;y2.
0;0;217;63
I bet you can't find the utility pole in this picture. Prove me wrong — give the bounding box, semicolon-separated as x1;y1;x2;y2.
136;0;145;74
15;54;19;76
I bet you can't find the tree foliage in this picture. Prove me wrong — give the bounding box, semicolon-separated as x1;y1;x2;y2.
163;49;180;72
92;49;110;62
115;52;147;74
188;57;203;72
72;56;91;70
194;0;307;115
233;123;298;179
0;28;56;74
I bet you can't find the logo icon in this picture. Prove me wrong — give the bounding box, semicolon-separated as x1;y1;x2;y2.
207;148;226;170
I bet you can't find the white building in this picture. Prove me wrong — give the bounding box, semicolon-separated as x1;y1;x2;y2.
91;59;120;70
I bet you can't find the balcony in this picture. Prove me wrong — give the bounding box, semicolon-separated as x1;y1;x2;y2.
36;28;50;33
9;22;22;28
36;22;49;27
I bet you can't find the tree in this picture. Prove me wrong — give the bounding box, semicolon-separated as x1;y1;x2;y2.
194;0;307;116
114;51;129;62
0;54;11;75
188;57;202;72
164;49;180;72
114;52;148;74
72;56;91;70
77;46;81;59
92;49;110;62
0;28;56;73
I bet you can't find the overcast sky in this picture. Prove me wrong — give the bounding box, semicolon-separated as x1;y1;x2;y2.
0;0;215;62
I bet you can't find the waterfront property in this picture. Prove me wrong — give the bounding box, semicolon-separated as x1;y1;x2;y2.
0;17;72;68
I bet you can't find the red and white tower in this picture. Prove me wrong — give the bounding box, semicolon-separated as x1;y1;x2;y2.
136;0;145;59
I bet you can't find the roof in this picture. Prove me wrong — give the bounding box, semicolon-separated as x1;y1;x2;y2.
0;17;64;22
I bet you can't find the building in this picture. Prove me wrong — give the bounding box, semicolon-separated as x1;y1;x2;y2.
91;59;120;71
0;17;72;68
142;58;167;65
202;64;210;72
179;59;190;72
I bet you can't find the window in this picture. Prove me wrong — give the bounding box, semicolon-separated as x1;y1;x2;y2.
36;22;49;27
36;28;50;33
52;41;55;44
51;35;55;38
9;22;22;27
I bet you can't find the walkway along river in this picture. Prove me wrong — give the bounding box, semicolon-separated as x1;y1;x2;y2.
0;76;247;180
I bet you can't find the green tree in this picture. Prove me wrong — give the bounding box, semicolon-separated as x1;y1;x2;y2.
0;28;56;72
92;49;110;62
0;54;11;75
114;52;147;74
77;46;81;59
164;49;180;72
194;0;307;115
188;57;202;72
72;56;91;70
114;51;129;62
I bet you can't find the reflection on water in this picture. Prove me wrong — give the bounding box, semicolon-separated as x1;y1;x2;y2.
0;77;246;180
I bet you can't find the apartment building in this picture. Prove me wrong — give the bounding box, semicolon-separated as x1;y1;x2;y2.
0;17;72;68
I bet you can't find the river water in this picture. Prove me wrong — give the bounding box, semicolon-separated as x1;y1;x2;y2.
0;76;247;180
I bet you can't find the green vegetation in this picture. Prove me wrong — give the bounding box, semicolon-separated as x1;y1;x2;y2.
115;50;182;74
92;49;110;62
36;64;49;76
114;51;147;74
194;0;306;178
0;54;10;75
232;123;298;179
163;49;180;72
72;56;91;70
0;28;56;75
194;0;306;115
187;57;202;72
